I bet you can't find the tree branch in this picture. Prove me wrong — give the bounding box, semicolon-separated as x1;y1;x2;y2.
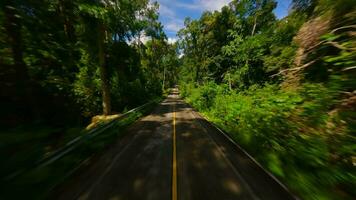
271;59;318;77
342;66;356;71
331;25;356;33
326;41;356;51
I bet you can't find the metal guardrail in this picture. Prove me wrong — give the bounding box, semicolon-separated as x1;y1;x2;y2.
3;100;158;181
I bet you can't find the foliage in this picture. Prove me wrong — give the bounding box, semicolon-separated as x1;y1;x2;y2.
0;0;179;127
178;0;356;199
0;101;159;199
0;1;179;197
182;82;355;200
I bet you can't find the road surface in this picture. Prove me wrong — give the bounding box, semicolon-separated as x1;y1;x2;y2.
53;89;297;200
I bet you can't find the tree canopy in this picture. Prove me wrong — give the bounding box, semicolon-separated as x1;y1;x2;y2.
0;0;179;126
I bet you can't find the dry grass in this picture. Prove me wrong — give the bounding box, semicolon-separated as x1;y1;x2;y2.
86;114;122;130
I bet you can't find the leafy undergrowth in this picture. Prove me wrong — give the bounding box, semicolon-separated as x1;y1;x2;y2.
181;82;355;200
0;101;158;200
0;126;84;179
0;115;124;181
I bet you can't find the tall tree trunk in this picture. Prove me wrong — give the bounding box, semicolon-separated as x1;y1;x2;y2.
162;66;166;91
98;23;111;115
251;16;257;36
251;1;261;36
3;4;27;82
58;0;77;83
3;1;39;120
194;50;200;84
195;63;200;83
58;0;75;42
228;72;232;90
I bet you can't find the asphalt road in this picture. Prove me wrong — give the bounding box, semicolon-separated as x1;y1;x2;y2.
54;89;297;200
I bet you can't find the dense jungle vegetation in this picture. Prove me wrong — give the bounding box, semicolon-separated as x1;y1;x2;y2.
1;0;179;127
0;0;178;195
178;0;355;199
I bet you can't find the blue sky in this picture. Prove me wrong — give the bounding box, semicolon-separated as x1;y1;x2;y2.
154;0;292;42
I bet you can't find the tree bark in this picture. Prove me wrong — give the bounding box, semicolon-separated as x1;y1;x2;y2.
3;1;39;120
162;66;166;91
58;0;75;42
251;16;257;36
4;4;27;81
194;49;200;83
228;73;232;90
251;1;261;36
195;63;200;83
98;23;111;115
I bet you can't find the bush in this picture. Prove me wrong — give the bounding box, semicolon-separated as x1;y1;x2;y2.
181;82;356;200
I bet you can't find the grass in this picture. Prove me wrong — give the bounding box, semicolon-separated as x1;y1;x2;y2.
181;82;356;200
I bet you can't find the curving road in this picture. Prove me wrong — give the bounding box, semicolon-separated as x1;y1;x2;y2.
53;89;297;200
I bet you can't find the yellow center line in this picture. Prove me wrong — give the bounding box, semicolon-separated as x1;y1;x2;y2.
172;103;177;200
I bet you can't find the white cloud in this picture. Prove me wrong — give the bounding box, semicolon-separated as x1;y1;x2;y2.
177;0;232;12
154;0;184;33
165;20;184;32
175;2;201;10
178;53;184;58
168;37;178;44
127;32;151;45
200;0;232;11
155;0;232;17
152;0;232;37
140;34;151;44
159;4;176;19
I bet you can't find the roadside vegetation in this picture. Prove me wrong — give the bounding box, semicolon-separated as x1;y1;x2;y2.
1;101;158;199
0;0;177;198
178;0;355;199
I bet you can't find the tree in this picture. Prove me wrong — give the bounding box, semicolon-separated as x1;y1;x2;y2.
0;0;179;126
